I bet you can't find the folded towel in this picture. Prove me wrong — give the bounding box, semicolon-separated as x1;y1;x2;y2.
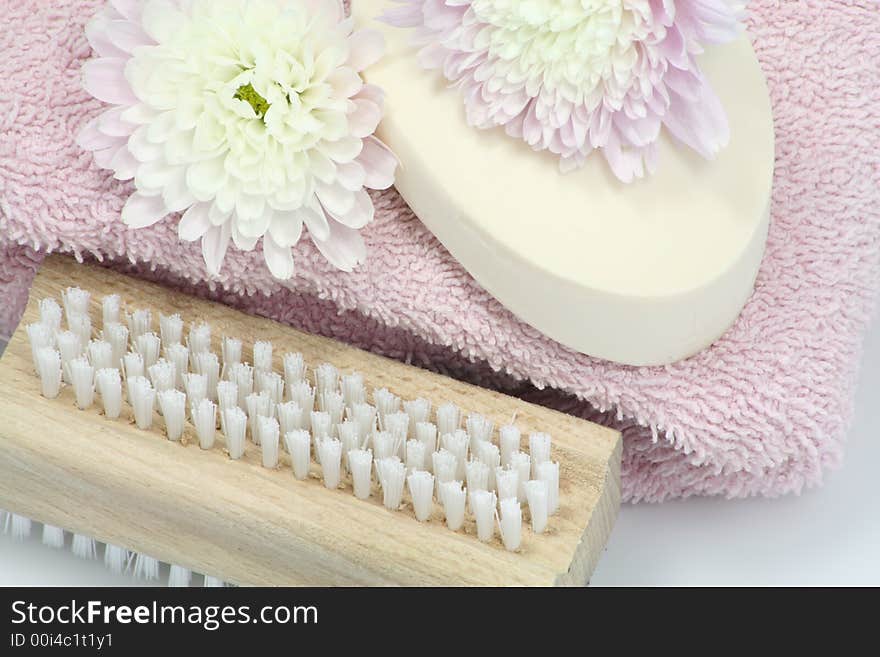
2;0;879;501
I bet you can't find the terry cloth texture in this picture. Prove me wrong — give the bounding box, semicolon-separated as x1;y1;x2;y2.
2;0;879;502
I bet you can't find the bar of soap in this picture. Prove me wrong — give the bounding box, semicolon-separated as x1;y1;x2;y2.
354;3;775;365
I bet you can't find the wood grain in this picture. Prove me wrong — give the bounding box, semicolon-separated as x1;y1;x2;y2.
0;255;620;586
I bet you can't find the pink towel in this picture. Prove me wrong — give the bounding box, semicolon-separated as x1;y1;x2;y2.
2;0;879;502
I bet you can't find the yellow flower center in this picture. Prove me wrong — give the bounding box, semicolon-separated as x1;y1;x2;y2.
234;83;270;119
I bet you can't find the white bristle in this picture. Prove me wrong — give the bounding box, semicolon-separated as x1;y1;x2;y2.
104;544;131;574
42;524;65;549
135;331;161;369
372;430;396;462
101;294;120;326
289;381;315;429
183;372;208;417
132;553;159;580
436;402;460;437
229;362;254;409
87;339;113;371
217;380;239;434
384;411;409;458
285;429;312;480
472;490;497;542
478;441;501;491
253;340;273;374
320;390;344;430
187;322;211;361
351;402;377;439
499;425;521;467
36;347;62;399
222;336;242;371
442;429;469;480
376;457;405;511
164;342;189;388
495;466;519;501
403;398;431;438
340;372;365;409
159;312;183;346
125;308;152;341
67;356;95;410
257;370;285;405
203;575;226;587
498;498;522;551
338;420;360;470
128;375;156;430
68;313;92;352
56;330;82;383
529;432;552;477
314;362;337;397
405;439;426;474
317;437;342;489
102;322;129;369
194;351;220;401
148;358;176;394
525;480;549;534
349;448;373;499
122;351;144;382
259;416;280;468
95;367;123;418
310;410;332;440
71;534;97;560
192;399;217;449
223;407;247;459
4;513;31;540
282;351;305;388
432;449;457;499
440;480;466;531
467;413;494;453
168;565;192;587
246;391;273;445
407;470;435;521
27;322;54;374
284;429;312;479
414;422;437;471
509;451;531;503
276;400;304;440
374;387;400;425
39;298;63;332
158;389;187;441
538;461;560;515
61;287;91;324
466;459;490;513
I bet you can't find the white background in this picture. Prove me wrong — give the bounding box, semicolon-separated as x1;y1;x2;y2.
1;322;878;586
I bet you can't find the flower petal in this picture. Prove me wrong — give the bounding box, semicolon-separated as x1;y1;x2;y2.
178;203;212;241
348;99;381;138
85;17;128;58
231;221;259;251
202;222;231;277
186;157;227;202
263;236;295;280
327;189;374;229
268;210;304;248
110;146;139;180
335;160;366;191
97;106;136;137
347;30;385;72
140;0;185;43
316;182;355;216
106;19;153;53
311;219;366;272
301;197;331;242
357;136;398;190
76;115;123;151
121;192;169;229
82;58;138;105
110;0;143;22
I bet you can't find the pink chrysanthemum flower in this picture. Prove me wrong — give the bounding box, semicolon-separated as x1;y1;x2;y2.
382;0;744;182
78;0;397;279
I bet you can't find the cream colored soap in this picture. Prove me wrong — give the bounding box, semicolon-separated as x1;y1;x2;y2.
353;2;775;366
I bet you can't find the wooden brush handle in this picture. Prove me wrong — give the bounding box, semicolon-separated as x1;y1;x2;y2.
0;255;620;586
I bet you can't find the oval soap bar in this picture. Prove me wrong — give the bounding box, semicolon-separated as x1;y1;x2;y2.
353;3;775;366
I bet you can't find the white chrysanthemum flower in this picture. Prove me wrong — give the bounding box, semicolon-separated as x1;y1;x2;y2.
384;0;742;182
78;0;398;279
